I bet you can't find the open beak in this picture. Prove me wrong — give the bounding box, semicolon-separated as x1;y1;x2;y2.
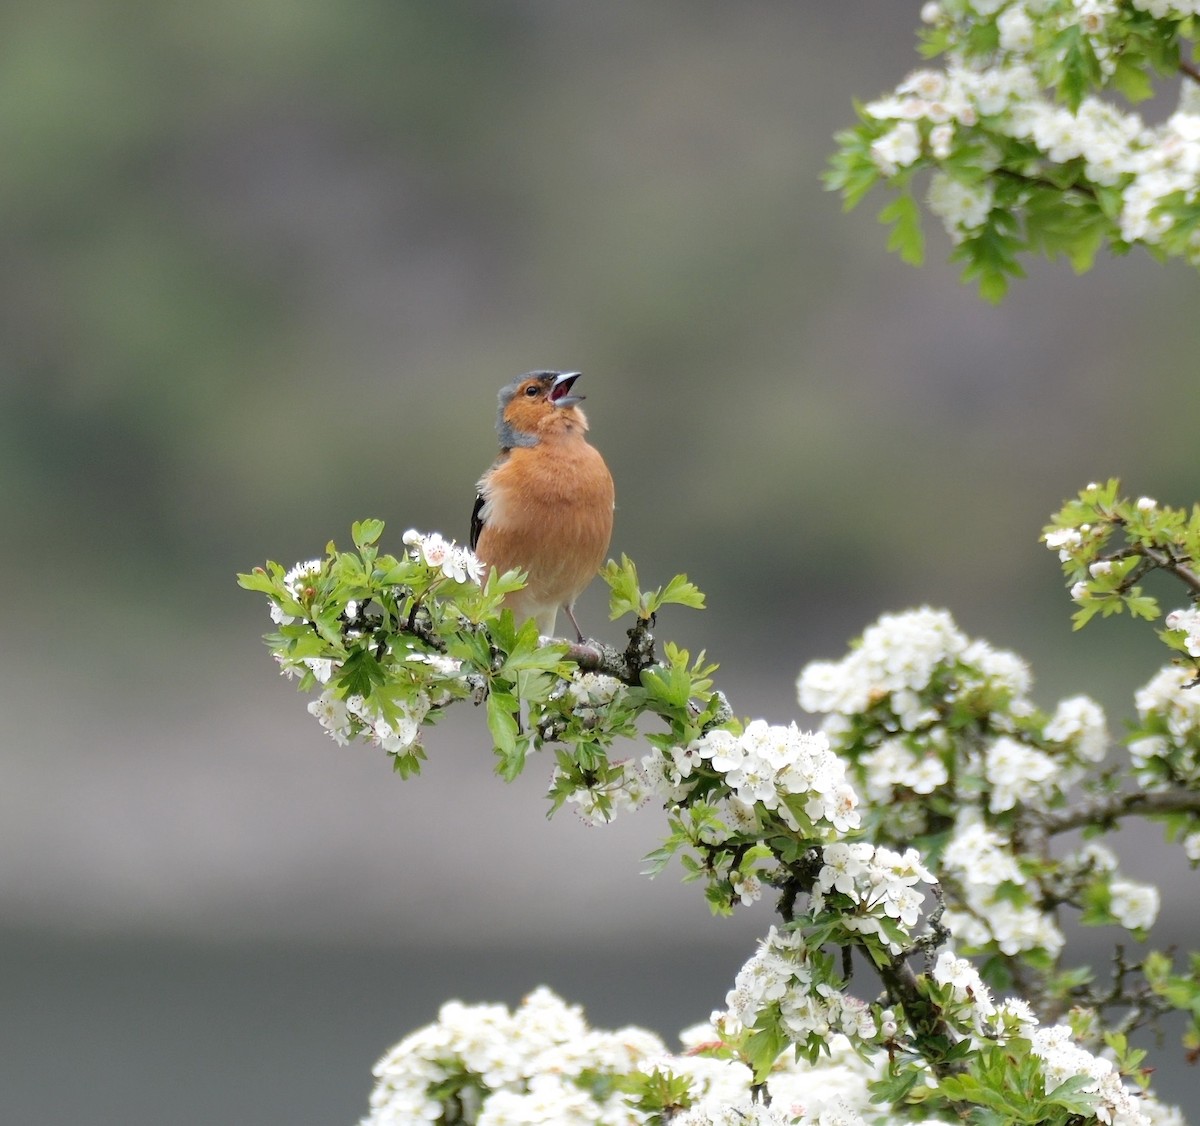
548;371;584;407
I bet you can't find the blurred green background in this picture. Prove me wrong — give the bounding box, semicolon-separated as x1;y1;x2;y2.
4;2;1198;1122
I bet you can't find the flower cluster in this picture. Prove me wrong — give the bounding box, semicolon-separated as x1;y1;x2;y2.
267;558;323;625
551;755;650;827
941;809;1065;957
795;606;1179;961
721;927;882;1056
358;974;1189;1125
796;606;1104;819
1132;665;1200;787
401;528;485;585
1165;607;1200;659
830;0;1200;298
810;842;936;956
306;682;433;753
923;949;1180;1126
1030;1024;1166;1126
362;987;666;1125
362;987;935;1126
241;524;500;774
625;721;865;916
666;722;860;837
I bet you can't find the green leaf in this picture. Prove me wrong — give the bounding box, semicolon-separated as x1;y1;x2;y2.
236;568;278;595
1125;593;1160;621
487;691;524;778
658;573;706;610
1112;56;1155;102
352;519;385;551
744;1019;789;1082
826;118;882;210
1044;1073;1098;1113
952;217;1026;304
339;647;385;698
880;192;925;266
603;555;645;620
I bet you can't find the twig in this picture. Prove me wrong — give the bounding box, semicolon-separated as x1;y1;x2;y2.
1138;544;1200;595
876;956;967;1081
1039;788;1200;835
566;618;658;686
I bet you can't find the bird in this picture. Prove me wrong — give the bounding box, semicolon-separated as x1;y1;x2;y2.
470;370;615;641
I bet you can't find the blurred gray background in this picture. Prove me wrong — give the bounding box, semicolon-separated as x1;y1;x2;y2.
4;2;1198;1122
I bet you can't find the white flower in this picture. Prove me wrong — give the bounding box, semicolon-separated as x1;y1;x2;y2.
963;639;1034;702
933;951;994;1011
998;5;1035;53
371;694;430;753
443;545;485;584
402;529;484;584
943;813;1023;886
819;842;876;895
1069;841;1118;874
1045;526;1084;560
307;689;353;745
983;735;1059;812
927;173;994;240
699;729;744;772
1044;695;1108;761
869;121;922;175
1109;878;1160;930
283;558;323;593
567;671;623;709
929;121;955;158
1164;607;1200;657
1030;1024;1153;1126
798;607;969;719
560;760;648;826
731;872;763;906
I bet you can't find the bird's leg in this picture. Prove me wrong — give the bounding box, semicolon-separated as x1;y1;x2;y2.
563;603;586;643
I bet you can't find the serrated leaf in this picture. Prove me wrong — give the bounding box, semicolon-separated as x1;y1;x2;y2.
1126;594;1160;621
603;555;644;620
1112;56;1155;102
659;573;706;610
487;692;523;776
1044;1073;1099;1112
880;192;925;266
340;647;385;697
744;1020;789;1082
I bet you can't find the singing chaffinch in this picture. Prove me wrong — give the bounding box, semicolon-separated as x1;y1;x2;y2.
470;370;615;641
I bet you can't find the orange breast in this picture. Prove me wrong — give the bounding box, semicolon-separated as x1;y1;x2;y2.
475;439;614;609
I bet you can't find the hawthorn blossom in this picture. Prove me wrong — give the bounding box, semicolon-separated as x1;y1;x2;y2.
1109;878;1160;931
403;528;485;584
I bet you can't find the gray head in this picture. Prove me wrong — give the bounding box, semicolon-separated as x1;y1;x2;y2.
495;370;585;448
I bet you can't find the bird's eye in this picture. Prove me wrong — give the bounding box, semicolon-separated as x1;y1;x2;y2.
524;384;540;397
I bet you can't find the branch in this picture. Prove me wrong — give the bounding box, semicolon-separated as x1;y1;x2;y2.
994;165;1098;202
566;617;658;686
1181;58;1200;86
1138;543;1200;595
1039;788;1200;835
1106;541;1200;596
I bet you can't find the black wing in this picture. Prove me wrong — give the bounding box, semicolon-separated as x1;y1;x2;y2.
469;492;485;551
